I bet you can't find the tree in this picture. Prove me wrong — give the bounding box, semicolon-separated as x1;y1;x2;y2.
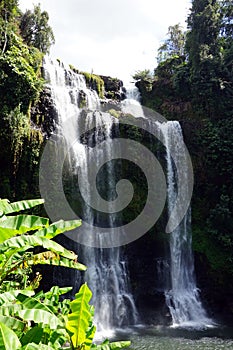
0;0;19;53
186;0;221;68
219;0;233;116
132;69;152;81
20;4;55;54
157;24;186;63
0;1;45;202
220;0;233;37
186;0;222;117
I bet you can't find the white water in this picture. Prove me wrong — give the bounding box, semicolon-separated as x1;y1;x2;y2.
160;122;213;329
43;57;138;334
121;83;145;118
42;58;212;330
77;111;138;333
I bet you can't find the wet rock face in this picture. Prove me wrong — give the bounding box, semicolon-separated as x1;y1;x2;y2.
32;77;126;139
100;75;126;101
100;75;123;92
31;87;58;137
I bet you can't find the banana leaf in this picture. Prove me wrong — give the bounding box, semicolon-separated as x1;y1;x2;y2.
0;234;78;260
66;283;94;349
0;322;21;350
35;219;82;239
32;252;86;271
0;199;44;216
0;315;25;332
0;290;34;306
0;215;49;243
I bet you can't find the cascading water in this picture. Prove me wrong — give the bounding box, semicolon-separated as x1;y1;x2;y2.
120;85;212;328
42;57;138;334
121;83;145;118
160;121;213;328
77;111;138;334
42;57;212;331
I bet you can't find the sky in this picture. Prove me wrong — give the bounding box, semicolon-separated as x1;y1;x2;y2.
18;0;191;82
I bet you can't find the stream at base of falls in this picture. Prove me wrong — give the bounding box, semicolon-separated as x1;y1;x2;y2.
110;325;233;349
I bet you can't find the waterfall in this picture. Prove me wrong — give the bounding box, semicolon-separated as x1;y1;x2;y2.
160;121;213;329
41;57;212;331
42;57;138;335
121;83;145;118
78;112;138;334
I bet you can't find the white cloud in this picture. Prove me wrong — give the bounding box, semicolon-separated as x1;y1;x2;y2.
18;0;191;82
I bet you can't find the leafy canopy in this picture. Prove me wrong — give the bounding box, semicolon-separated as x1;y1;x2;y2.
20;4;55;54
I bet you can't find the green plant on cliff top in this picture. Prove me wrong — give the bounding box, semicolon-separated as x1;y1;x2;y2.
81;71;105;99
0;34;43;114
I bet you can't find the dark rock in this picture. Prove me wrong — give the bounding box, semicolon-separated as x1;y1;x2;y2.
100;75;123;92
99;75;125;101
31;87;58;137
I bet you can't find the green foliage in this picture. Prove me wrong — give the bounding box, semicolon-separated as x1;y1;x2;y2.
66;284;131;350
0;214;49;241
157;23;186;63
0;1;52;202
134;0;233;303
0;198;85;291
185;0;223;117
69;64;80;74
66;283;95;349
0;198;44;215
0;29;44;198
0;0;20;53
0;36;43;114
108;109;121;118
0;283;131;349
20;4;55;54
155;56;185;79
0;287;68;349
132;69;152;81
0;321;21;350
82;71;105;98
0;199;130;349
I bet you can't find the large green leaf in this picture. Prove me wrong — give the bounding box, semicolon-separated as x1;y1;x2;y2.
42;286;73;298
0;303;22;317
21;325;68;349
17;294;57;313
35;286;72;303
85;325;96;348
34;287;72;317
66;283;94;349
0;295;62;330
0;215;49;243
0;290;34;306
47;328;68;348
17;309;62;330
0;315;25;332
0;322;21;350
35;219;82;239
17;295;62;329
32;252;86;271
0;199;44;216
0;234;77;259
20;326;44;346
